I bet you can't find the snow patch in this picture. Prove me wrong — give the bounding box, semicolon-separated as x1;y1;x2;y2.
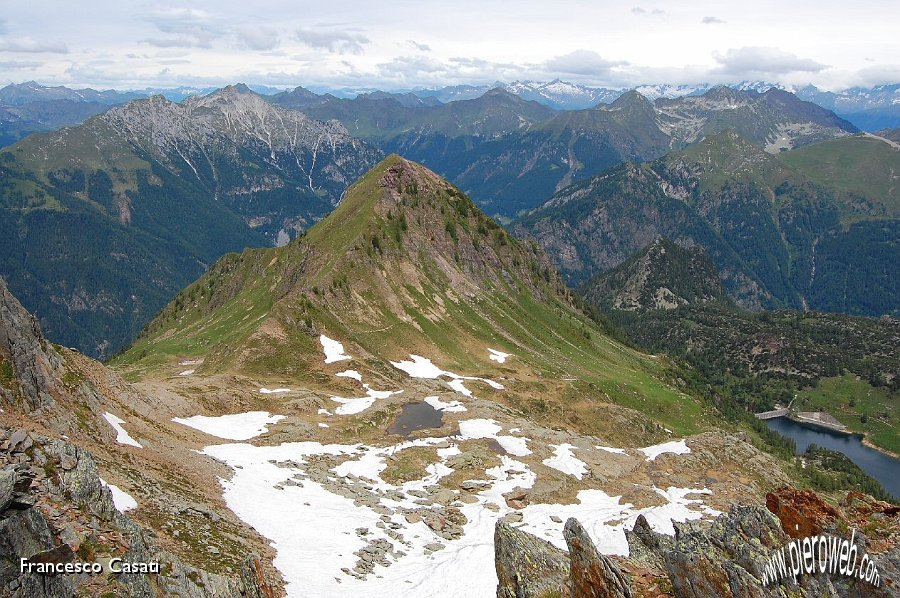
178;369;195;376
330;385;402;415
335;370;362;382
320;335;351;363
172;411;285;440
488;348;511;363
542;443;588;480
391;354;504;397
457;418;531;457
102;412;142;448
260;387;290;394
100;478;138;512
638;439;690;461
423;396;467;413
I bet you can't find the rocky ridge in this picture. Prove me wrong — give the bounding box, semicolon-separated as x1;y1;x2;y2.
0;275;283;595
0;426;273;597
495;486;899;597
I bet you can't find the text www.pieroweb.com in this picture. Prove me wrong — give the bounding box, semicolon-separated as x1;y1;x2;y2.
761;529;879;587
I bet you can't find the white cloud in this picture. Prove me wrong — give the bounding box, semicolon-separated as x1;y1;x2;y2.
0;36;68;54
631;6;664;15
143;7;220;49
236;26;279;51
701;16;726;24
0;59;42;69
713;46;828;75
544;50;625;77
295;28;369;55
407;40;431;52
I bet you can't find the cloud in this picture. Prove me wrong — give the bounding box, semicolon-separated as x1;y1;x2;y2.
143;7;220;49
407;40;431;52
295;28;369;55
701;16;726;24
236;26;279;51
544;50;625;76
0;59;42;69
713;46;828;75
378;55;448;77
632;6;664;15
0;36;68;53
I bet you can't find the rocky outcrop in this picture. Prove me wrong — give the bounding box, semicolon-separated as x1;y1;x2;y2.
495;520;569;598
0;277;63;412
564;518;632;598
497;490;899;598
766;486;842;538
0;426;275;597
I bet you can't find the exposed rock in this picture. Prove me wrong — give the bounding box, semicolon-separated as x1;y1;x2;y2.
495;521;569;598
766;486;842;538
0;277;63;411
0;426;274;597
503;487;529;510
563;518;632;598
0;468;14;512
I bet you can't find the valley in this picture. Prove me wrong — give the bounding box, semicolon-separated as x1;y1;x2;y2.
0;74;898;597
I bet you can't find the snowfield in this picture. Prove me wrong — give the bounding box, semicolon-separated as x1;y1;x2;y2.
195;352;712;597
172;411;285;440
202;424;717;597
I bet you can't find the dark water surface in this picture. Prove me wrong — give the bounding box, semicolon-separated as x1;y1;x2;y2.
387;402;444;437
765;416;900;497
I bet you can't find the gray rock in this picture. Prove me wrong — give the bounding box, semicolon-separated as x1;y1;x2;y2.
0;468;15;512
494;521;568;598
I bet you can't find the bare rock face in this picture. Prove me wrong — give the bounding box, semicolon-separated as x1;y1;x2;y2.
0;276;63;411
494;520;569;598
563;518;632;598
766;486;842;539
0;427;274;597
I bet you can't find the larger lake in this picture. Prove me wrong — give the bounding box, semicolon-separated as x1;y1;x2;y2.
765;416;900;498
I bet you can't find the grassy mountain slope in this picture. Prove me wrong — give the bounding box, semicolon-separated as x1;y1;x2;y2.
514;131;900;316
115;156;715;441
778;133;900;217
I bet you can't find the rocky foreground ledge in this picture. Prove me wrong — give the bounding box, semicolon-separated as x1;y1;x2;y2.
496;487;899;597
0;426;275;597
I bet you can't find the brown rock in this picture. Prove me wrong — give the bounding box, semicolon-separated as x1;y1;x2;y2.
765;486;842;538
503;487;529;510
564;517;632;598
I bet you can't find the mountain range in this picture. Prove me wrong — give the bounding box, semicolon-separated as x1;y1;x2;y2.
271;85;857;219
0;80;889;358
0;85;380;357
514;129;899;316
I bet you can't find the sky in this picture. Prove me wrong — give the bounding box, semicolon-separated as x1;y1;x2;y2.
0;0;898;92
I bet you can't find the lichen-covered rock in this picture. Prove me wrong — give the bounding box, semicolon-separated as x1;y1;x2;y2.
495;520;569;598
0;427;272;597
563;517;631;598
